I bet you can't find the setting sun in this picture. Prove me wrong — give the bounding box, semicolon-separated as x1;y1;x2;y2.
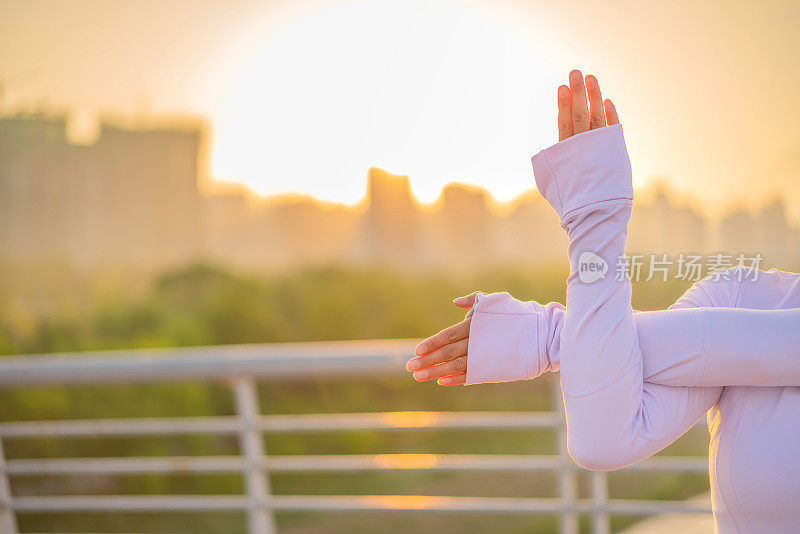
210;0;561;204
2;0;799;218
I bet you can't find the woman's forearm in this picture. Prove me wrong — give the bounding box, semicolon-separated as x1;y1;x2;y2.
636;305;800;386
540;125;652;469
466;296;800;388
531;123;718;470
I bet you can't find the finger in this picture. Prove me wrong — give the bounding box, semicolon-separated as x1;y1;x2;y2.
413;318;470;357
586;75;606;129
569;69;590;134
452;290;486;309
408;337;469;372
557;85;573;141
604;99;619;125
437;373;466;386
413;355;468;381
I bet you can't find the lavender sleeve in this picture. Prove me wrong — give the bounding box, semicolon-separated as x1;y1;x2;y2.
465;125;800;390
464;285;800;388
467;125;799;469
538;124;716;469
468;125;722;471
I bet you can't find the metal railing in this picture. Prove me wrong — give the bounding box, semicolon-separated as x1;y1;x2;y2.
0;340;711;534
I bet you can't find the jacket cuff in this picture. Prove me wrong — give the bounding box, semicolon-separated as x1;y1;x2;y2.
531;124;633;223
464;292;547;385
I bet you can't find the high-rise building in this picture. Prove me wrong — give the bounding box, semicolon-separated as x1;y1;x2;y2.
358;167;422;267
0;114;202;267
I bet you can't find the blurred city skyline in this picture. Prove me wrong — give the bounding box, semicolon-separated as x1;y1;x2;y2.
1;0;799;222
2;112;799;274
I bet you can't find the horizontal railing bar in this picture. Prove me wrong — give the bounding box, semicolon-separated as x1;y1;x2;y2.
10;495;247;511
3;455;562;475
7;495;712;514
603;499;712;515
0;339;418;386
3;454;709;475
0;417;241;438
270;495;715;515
5;456;244;475
0;411;559;438
268;454;566;472
261;411;560;431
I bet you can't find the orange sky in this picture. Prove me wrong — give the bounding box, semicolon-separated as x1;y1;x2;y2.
1;0;798;221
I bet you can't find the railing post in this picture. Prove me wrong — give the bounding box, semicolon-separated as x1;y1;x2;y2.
590;471;610;534
552;378;578;534
233;377;277;534
0;433;19;533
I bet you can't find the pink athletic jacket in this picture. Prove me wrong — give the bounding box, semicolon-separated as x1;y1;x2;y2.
463;124;800;532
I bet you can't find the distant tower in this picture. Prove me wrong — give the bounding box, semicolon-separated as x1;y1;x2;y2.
361;167;421;266
756;197;797;263
434;183;493;267
0;115;203;268
628;181;706;257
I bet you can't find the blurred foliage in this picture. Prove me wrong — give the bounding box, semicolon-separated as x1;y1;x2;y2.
0;263;707;533
0;261;691;355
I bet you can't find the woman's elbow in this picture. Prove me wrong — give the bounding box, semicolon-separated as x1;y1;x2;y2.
567;438;635;472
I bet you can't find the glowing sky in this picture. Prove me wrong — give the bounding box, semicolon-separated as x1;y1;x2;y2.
1;0;799;219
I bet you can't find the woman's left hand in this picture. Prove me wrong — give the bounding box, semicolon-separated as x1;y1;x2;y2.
558;69;619;142
404;291;484;386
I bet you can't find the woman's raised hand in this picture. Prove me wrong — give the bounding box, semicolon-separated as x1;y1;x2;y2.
558;69;619;141
404;291;485;386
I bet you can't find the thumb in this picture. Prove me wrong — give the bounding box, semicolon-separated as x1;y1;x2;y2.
452;291;485;309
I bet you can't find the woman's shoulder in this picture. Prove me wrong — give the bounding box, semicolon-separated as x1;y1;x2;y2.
669;266;800;309
737;267;800;309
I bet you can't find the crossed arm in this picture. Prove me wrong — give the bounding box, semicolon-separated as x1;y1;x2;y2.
405;70;800;470
407;281;800;388
407;70;800;390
